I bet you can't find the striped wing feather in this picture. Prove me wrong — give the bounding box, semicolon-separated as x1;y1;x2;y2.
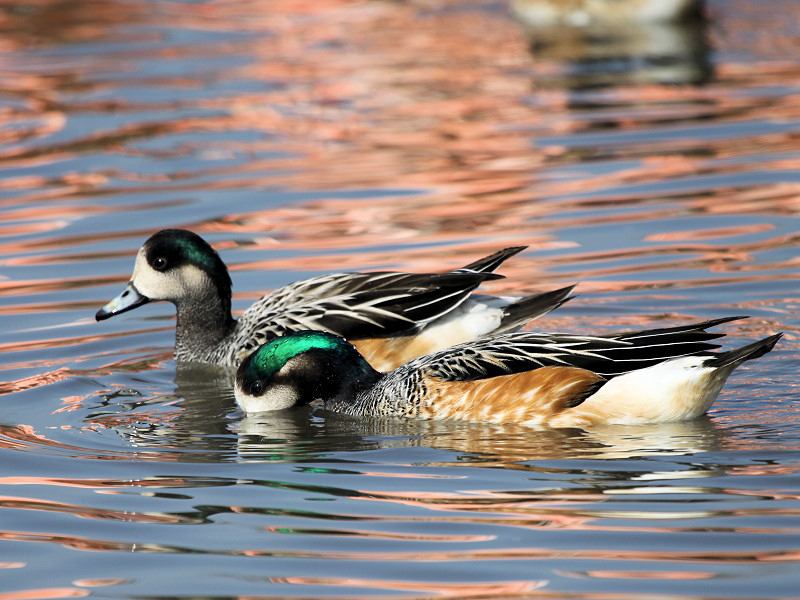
349;284;576;371
455;246;526;274
400;317;743;383
232;247;528;363
247;246;524;312
233;270;503;359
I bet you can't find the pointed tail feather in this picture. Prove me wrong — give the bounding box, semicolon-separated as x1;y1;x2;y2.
609;316;749;341
494;285;576;333
456;246;527;275
706;333;782;369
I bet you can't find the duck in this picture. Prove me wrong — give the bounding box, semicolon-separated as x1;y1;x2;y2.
510;0;704;28
95;229;574;369
233;317;781;427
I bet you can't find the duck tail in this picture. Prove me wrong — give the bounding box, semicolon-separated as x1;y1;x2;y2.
492;285;576;333
552;333;781;426
706;333;782;369
456;246;527;275
612;315;749;342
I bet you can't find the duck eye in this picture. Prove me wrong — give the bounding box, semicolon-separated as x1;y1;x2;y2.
249;380;264;396
152;257;168;271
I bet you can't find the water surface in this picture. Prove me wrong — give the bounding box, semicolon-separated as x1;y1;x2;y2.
1;0;799;598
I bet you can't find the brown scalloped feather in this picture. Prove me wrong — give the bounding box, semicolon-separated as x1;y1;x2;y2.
418;366;607;425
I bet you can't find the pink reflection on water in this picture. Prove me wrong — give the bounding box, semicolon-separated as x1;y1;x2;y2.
271;575;546;598
0;423;180;461
0;0;795;332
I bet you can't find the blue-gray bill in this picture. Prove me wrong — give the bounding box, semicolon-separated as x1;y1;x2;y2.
95;282;150;321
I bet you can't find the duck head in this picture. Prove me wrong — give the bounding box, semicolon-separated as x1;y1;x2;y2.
96;229;232;321
235;330;381;414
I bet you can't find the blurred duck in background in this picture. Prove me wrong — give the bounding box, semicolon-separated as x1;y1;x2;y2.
511;0;711;87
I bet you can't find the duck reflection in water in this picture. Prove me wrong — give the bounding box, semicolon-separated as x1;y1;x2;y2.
238;410;730;465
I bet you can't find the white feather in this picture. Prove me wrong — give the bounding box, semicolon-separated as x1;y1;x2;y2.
570;356;732;425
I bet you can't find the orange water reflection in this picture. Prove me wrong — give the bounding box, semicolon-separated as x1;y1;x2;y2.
271;576;546;598
0;588;90;600
0;423;180;461
0;347;169;395
0;0;796;267
0;1;796;347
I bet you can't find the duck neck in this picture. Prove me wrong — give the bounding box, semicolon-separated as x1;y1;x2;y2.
324;360;384;412
173;288;236;363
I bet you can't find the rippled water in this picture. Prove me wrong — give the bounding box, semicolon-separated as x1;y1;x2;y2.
1;0;799;598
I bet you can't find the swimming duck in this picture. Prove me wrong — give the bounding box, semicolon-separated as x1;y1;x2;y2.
511;0;703;28
96;229;574;369
234;318;781;427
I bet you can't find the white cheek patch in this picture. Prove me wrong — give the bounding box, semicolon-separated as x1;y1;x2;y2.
131;251;210;302
180;264;212;292
130;250;164;299
236;385;300;414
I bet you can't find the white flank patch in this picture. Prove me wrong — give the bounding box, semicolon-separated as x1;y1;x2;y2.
576;356;731;425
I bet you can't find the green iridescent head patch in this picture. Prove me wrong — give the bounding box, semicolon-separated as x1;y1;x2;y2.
244;330;348;383
173;236;218;272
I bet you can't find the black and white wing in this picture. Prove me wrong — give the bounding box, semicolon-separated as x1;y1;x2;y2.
232;270;501;356
401;316;743;383
232;247;529;358
255;245;526;310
